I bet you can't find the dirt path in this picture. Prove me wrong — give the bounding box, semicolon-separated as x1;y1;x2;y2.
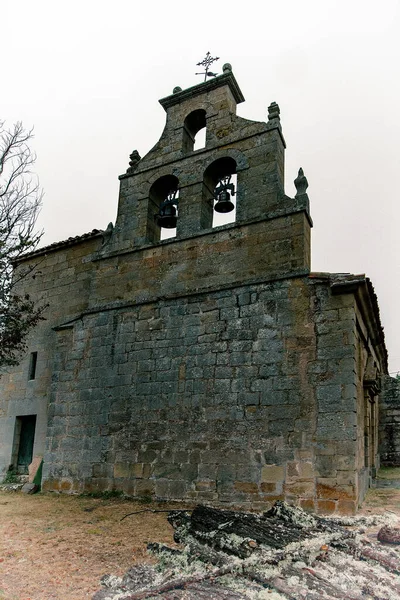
0;486;399;600
0;493;181;600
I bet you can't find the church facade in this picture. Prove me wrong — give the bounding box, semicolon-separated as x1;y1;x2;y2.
0;66;388;513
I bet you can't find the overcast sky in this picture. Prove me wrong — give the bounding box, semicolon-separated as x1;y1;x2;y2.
3;0;400;373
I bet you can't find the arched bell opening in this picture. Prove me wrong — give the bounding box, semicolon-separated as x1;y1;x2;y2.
203;157;237;228
147;174;179;242
182;109;207;153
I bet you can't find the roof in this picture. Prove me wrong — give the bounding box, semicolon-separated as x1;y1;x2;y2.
12;229;103;263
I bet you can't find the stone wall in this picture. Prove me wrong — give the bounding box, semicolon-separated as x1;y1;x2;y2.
43;278;314;506
93;213;311;307
311;280;360;514
0;234;103;477
380;376;400;465
41;275;363;513
0;226;380;515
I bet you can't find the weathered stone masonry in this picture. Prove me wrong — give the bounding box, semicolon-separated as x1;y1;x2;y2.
43;275;371;515
0;67;389;513
380;376;400;466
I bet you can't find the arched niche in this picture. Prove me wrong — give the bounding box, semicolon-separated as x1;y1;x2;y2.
182;109;207;153
147;174;179;242
203;157;237;228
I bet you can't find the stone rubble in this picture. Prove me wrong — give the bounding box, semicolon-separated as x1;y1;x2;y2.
93;502;400;600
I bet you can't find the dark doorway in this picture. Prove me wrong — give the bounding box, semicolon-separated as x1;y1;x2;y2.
16;415;37;474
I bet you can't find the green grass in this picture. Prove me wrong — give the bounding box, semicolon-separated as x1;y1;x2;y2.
376;467;400;480
2;468;19;484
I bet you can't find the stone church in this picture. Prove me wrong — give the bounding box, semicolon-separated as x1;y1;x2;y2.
0;65;390;513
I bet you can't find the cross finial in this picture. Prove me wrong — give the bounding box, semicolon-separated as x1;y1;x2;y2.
196;52;220;82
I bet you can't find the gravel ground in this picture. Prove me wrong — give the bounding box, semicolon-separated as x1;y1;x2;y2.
0;483;399;600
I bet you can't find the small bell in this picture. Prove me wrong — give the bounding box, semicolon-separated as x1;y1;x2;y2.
155;190;178;229
214;175;235;213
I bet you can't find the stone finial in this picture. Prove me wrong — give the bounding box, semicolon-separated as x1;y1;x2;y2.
173;86;182;94
294;168;308;197
126;150;141;174
222;63;232;73
101;222;114;246
268;102;280;121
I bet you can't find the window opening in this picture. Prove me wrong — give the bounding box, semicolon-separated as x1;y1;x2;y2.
183;109;207;153
160;189;179;240
148;175;179;243
212;173;237;227
203;157;237;228
28;351;38;380
13;415;37;474
193;127;206;151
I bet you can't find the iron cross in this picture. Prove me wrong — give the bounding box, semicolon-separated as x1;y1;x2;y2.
196;52;220;81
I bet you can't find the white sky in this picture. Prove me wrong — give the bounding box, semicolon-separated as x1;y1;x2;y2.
3;0;400;373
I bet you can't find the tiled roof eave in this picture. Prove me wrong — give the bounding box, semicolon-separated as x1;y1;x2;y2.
12;229;103;264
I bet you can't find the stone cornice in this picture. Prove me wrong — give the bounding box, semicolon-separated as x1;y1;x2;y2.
159;71;245;110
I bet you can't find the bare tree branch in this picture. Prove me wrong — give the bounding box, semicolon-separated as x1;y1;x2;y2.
0;120;46;368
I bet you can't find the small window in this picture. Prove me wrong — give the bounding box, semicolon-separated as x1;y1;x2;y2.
183;109;207;153
28;352;38;380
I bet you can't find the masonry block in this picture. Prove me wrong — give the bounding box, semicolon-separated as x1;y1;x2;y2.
261;465;285;483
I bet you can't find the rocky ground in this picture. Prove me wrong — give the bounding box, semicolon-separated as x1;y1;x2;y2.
0;470;399;600
93;497;400;599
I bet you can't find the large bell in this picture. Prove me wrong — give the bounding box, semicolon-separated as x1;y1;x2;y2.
156;201;177;228
214;190;234;213
213;174;235;213
156;192;178;228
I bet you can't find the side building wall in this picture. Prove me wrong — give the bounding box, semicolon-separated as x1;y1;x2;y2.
380;376;400;466
312;281;361;514
0;234;104;477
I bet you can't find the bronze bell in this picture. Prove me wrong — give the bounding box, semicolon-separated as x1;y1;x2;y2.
214;175;235;213
214;190;234;213
156;191;178;229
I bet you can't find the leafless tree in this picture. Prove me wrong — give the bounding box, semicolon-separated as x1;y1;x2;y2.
0;120;45;367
